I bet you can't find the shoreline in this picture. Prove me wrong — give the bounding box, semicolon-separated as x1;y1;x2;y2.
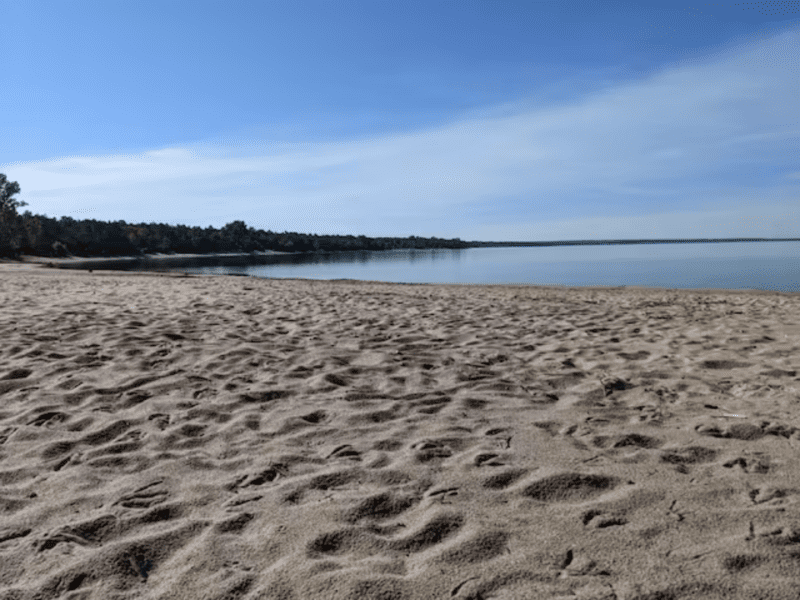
0;255;798;297
2;251;798;297
0;249;296;265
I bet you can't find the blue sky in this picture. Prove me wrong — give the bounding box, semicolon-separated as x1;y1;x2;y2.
1;0;798;242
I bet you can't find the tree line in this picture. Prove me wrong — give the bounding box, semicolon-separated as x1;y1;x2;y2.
0;174;470;259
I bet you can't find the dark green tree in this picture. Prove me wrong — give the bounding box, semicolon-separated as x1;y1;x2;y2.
0;174;27;215
0;174;29;257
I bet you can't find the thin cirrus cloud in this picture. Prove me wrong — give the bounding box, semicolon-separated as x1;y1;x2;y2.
4;26;798;242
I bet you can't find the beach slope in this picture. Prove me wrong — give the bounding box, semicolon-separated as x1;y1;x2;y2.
1;265;800;599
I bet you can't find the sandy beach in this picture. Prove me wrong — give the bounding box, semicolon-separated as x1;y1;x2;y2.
2;262;800;600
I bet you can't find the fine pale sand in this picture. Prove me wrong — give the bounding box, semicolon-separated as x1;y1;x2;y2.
2;264;800;600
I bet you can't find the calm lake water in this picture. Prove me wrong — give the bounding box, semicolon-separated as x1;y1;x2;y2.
103;241;800;292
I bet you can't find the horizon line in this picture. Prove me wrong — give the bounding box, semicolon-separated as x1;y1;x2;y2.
464;237;800;245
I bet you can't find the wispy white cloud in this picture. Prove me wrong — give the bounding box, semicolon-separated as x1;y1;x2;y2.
3;27;798;241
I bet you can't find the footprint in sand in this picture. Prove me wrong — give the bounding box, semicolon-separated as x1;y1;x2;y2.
520;472;621;503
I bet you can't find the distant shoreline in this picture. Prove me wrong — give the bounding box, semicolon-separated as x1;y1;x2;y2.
1;250;298;268
2;238;798;270
462;237;800;247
